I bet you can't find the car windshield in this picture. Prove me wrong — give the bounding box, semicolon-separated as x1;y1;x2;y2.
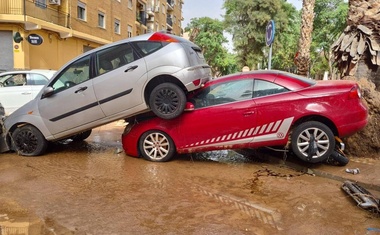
190;79;254;108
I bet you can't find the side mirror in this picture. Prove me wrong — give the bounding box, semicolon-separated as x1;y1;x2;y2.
42;86;54;98
184;102;195;112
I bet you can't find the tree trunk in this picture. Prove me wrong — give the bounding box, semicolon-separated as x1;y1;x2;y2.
331;1;380;157
295;0;315;76
332;0;380;87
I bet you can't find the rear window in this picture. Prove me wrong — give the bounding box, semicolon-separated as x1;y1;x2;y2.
131;41;166;57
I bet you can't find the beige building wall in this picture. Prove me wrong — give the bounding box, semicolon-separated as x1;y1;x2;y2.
0;0;184;71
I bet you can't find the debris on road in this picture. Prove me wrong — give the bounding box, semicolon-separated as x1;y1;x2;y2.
341;180;380;214
345;168;360;175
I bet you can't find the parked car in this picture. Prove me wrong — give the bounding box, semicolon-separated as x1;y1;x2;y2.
4;32;211;156
121;70;368;163
0;69;56;115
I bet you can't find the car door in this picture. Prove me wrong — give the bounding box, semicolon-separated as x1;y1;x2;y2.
250;79;295;147
28;72;50;99
175;78;256;151
38;54;105;135
0;72;31;115
92;42;148;117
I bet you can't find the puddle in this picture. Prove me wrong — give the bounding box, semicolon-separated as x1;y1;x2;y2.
191;150;266;163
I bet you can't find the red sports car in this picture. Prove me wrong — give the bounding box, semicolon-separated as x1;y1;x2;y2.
122;70;368;163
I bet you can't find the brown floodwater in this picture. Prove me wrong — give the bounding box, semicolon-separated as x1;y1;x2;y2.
0;122;379;235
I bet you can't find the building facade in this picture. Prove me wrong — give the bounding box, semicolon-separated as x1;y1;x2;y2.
0;0;184;71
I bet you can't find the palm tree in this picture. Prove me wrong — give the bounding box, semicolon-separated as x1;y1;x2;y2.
295;0;316;76
331;0;380;88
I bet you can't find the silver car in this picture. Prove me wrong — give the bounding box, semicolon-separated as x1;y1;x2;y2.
4;32;211;156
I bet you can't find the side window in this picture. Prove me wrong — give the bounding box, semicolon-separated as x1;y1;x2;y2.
3;74;26;87
131;41;165;57
192;79;254;108
253;80;289;98
29;74;48;85
96;43;136;75
52;55;91;93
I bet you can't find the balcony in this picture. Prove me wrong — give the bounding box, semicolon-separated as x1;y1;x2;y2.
166;16;173;29
136;11;147;26
0;0;69;28
167;0;174;12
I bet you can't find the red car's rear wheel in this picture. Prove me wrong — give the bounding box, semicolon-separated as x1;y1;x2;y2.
291;121;335;163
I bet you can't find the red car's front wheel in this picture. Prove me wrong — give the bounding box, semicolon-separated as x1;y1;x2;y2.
139;130;175;162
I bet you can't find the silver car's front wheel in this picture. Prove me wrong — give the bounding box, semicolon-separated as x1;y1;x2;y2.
139;130;175;162
291;121;335;163
11;125;48;156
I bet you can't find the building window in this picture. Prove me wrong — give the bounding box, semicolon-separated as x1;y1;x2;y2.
128;0;132;8
98;11;105;28
77;1;86;21
35;0;47;8
114;19;121;34
127;25;133;38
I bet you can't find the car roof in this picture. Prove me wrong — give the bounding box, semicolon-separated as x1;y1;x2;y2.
0;69;57;78
206;70;316;91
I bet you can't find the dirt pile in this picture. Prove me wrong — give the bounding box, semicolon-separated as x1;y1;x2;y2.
345;76;380;158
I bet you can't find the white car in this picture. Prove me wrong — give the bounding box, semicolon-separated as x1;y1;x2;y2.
4;32;211;156
0;70;56;115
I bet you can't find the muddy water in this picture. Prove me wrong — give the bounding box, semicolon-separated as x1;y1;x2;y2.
0;123;378;235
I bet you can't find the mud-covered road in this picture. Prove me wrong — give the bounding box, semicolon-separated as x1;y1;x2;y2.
0;122;379;235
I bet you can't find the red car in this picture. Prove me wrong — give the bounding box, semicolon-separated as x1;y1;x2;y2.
122;70;368;163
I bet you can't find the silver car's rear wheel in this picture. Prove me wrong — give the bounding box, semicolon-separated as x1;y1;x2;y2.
149;83;186;120
291;121;335;163
11;125;48;156
139;130;175;162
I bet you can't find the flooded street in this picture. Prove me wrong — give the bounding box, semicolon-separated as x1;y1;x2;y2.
0;122;379;235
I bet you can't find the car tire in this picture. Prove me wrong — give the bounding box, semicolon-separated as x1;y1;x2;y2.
149;83;186;120
325;149;349;166
138;130;175;162
70;130;92;142
291;121;335;163
11;125;48;156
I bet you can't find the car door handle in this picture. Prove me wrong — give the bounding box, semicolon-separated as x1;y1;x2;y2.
21;92;31;95
124;65;138;72
243;111;255;116
75;86;88;93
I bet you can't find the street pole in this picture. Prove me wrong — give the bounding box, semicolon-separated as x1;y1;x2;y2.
268;44;272;70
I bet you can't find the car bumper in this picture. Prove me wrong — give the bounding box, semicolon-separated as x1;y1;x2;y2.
179;65;212;91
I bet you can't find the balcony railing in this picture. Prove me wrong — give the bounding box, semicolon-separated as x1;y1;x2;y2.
0;0;70;28
136;11;147;25
167;0;174;11
166;16;173;27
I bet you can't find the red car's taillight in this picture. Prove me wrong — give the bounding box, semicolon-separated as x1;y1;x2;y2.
192;79;201;87
148;32;179;43
348;86;362;99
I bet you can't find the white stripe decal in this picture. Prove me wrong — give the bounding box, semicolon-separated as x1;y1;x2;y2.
259;125;267;134
272;121;281;132
266;122;274;132
182;117;295;150
243;129;249;137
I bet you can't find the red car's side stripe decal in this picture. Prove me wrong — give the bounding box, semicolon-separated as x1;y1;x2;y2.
183;117;294;149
